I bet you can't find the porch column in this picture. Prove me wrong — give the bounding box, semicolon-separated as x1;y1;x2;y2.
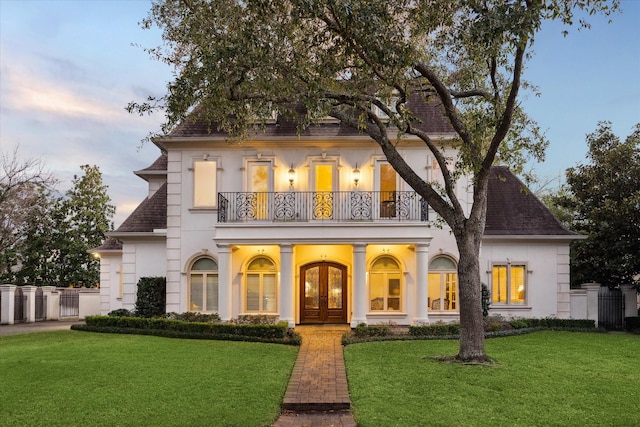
279;244;295;328
0;285;16;325
351;243;367;327
414;243;430;324
217;244;232;321
22;285;37;323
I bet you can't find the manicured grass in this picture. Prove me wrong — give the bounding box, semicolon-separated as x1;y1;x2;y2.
0;331;298;427
345;331;639;427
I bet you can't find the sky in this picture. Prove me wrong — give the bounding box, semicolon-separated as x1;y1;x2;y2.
1;0;639;228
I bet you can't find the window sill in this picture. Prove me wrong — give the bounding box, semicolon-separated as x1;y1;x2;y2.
490;305;531;310
367;312;407;317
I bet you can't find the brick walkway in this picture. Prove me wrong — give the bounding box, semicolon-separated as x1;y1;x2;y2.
273;325;357;427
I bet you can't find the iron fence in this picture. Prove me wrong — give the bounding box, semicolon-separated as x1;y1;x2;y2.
14;287;26;323
59;289;79;318
35;287;47;321
218;191;429;223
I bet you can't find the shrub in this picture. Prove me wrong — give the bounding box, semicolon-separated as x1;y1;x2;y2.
409;323;460;336
108;308;134;317
509;319;528;329
134;277;166;318
353;323;390;337
163;312;221;323
624;317;640;333
233;315;279;324
83;316;290;339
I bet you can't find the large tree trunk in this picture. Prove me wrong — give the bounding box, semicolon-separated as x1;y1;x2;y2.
455;227;488;362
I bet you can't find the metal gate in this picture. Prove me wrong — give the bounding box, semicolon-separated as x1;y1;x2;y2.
59;289;79;318
35;287;47;321
14;287;26;323
598;286;624;330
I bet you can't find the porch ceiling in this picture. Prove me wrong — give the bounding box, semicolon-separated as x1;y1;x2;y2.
213;222;432;245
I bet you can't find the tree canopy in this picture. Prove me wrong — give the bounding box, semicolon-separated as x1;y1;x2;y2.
131;0;620;361
556;122;640;290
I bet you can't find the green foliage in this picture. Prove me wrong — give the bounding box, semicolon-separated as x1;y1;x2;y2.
624;317;640;333
233;314;279;324
556;122;640;289
3;164;115;287
353;323;390;337
107;308;134;317
409;323;460;336
135;277;167;318
163;311;220;323
82;315;295;343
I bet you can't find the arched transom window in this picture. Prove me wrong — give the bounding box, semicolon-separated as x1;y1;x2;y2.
369;256;402;311
245;257;277;313
189;257;218;313
428;256;458;311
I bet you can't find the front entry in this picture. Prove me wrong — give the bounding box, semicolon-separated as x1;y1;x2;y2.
300;261;347;323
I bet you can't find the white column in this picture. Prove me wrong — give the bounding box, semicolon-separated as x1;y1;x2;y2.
0;285;16;325
279;244;294;328
23;286;37;323
351;243;367;327
414;243;430;324
217;244;232;321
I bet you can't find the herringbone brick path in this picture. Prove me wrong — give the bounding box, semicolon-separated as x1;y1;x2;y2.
273;325;357;427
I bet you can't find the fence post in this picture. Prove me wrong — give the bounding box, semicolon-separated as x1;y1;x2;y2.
582;282;601;327
22;286;37;323
42;286;59;320
620;284;638;318
0;285;16;325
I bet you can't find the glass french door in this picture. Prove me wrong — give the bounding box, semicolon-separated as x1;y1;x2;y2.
300;261;347;323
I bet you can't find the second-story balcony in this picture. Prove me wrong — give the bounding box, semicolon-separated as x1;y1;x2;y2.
218;191;429;223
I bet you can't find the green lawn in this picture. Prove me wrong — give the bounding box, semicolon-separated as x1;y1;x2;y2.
345;331;639;427
0;331;298;427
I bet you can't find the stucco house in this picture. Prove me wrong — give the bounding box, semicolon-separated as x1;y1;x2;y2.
93;101;579;327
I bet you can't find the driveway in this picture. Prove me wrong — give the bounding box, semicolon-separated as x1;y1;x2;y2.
0;320;84;336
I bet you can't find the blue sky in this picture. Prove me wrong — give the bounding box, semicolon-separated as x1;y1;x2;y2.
1;0;639;227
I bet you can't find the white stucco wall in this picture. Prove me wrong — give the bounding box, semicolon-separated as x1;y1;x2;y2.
480;239;572;319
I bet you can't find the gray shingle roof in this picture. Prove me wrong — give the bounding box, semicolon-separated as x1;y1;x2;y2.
115;183;167;233
168;96;455;139
92;237;122;251
485;166;574;236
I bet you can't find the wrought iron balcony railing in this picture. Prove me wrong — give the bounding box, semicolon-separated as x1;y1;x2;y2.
217;191;428;223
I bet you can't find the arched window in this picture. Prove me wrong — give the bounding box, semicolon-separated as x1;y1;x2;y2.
428;256;458;311
245;257;277;312
369;256;402;311
189;257;218;312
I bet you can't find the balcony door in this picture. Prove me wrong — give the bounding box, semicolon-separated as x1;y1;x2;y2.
311;161;337;220
300;261;347;323
376;161;399;218
246;160;273;220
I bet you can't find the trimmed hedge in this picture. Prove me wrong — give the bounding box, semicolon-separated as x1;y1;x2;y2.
515;318;596;329
83;316;291;339
353;323;390;337
409;323;460;336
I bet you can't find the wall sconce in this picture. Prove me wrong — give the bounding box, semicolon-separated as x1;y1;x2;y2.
288;164;296;188
352;163;360;187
